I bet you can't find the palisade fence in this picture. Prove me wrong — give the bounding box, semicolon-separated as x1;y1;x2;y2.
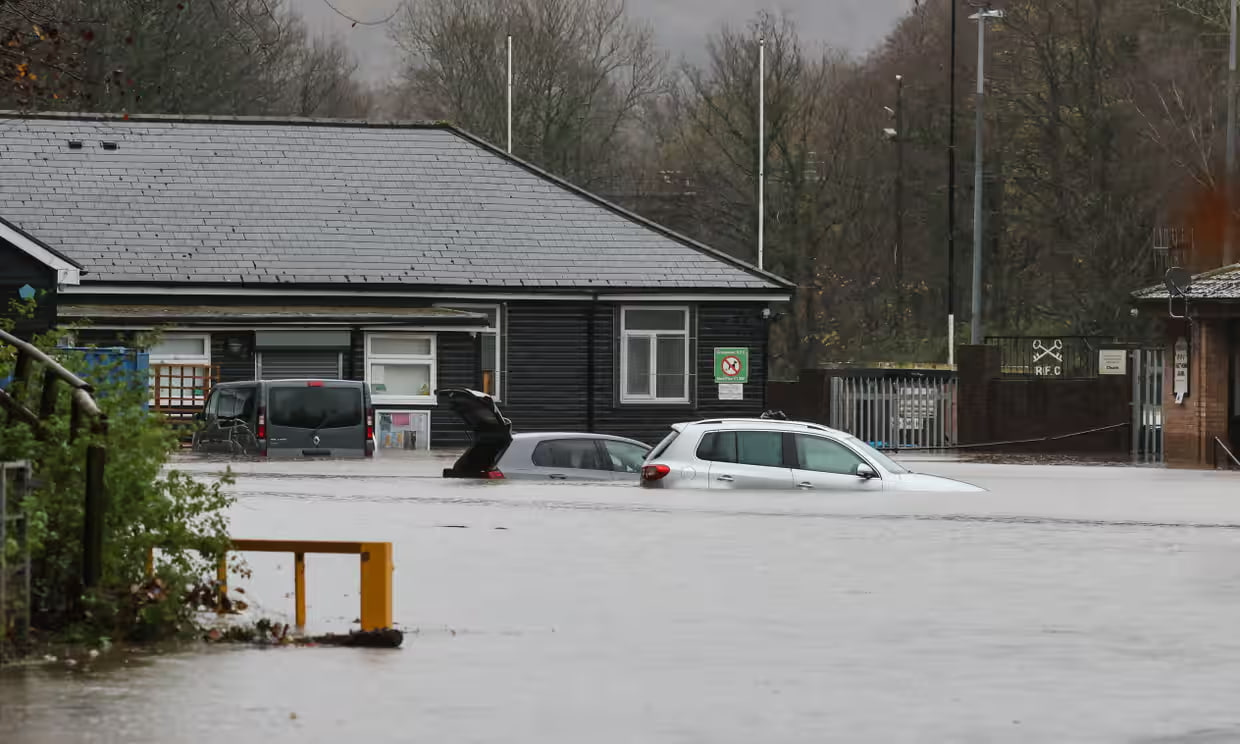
829;375;958;451
1;461;33;661
1133;348;1165;464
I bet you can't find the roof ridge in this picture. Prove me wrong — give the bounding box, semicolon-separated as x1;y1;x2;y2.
0;110;449;129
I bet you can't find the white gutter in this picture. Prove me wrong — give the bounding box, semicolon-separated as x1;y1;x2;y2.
59;284;790;302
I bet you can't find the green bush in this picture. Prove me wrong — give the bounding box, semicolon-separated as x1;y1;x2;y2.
1;299;234;642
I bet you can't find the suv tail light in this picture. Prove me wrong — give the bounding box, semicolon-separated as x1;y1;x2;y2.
485;469;505;480
641;464;671;481
306;380;323;387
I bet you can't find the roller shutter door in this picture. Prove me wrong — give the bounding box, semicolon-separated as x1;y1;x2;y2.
256;350;343;380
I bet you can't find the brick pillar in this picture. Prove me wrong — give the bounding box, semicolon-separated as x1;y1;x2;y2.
957;345;1000;445
1163;319;1231;468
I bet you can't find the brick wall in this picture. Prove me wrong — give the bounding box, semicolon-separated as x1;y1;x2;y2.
1163;319;1232;468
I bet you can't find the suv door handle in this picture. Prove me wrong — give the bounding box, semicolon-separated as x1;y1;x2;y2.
797;482;814;489
549;474;568;480
716;475;734;482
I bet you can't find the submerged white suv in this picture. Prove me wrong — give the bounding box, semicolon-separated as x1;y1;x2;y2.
639;417;983;492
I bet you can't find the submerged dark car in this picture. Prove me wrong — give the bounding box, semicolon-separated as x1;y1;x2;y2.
193;379;374;458
436;388;650;481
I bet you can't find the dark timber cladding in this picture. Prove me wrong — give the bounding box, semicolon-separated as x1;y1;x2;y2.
0;114;792;450
421;301;768;448
0;243;55;335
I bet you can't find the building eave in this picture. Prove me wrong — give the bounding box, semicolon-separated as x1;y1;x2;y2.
0;216;81;286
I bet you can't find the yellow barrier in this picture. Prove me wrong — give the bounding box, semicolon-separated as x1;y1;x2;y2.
150;539;394;631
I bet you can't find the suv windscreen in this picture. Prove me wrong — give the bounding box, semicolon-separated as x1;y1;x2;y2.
845;436;909;474
269;387;362;429
696;431;784;467
532;439;605;470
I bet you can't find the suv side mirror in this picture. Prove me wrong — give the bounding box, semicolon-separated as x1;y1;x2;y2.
856;464;878;480
193;411;205;422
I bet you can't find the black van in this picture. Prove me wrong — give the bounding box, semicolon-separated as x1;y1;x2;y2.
193;380;374;458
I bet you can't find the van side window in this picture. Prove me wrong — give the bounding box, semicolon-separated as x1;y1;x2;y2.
532;440;605;470
697;431;783;467
217;386;256;421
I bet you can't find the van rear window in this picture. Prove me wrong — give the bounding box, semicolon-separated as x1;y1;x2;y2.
269;387;362;429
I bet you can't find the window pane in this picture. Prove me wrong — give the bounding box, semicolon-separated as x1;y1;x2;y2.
532;439;603;470
696;431;737;463
603;440;650;473
370;363;431;396
625;335;651;395
625;308;687;331
796;435;865;475
217;387;255;420
269;388;362;429
655;335;686;399
371;337;432;356
150;337;206;358
736;431;784;468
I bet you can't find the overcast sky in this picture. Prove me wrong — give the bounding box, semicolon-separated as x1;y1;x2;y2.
291;0;917;84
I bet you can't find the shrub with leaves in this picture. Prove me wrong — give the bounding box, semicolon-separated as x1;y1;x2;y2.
1;300;234;642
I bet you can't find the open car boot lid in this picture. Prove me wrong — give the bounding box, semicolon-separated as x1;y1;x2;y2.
435;388;514;477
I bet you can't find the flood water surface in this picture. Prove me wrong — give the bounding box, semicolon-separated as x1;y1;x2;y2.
4;457;1240;743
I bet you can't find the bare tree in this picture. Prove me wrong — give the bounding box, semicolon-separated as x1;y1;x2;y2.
389;0;663;187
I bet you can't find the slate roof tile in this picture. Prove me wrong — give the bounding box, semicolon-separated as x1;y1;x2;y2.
0;115;788;291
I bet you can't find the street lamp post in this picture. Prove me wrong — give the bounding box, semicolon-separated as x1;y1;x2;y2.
969;6;1003;346
1226;0;1238;266
895;74;905;284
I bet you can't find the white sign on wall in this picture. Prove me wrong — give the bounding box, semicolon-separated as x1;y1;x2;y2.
1099;349;1127;375
1173;337;1189;404
718;384;743;401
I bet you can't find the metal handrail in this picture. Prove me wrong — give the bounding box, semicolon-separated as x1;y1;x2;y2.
1215;437;1240;469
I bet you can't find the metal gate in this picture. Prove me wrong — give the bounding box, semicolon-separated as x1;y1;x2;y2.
1132;348;1165;464
830;375;958;450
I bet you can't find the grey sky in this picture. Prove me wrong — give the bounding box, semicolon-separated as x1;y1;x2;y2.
291;0;917;84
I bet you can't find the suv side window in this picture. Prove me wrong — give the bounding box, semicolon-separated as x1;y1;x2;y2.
697;431;784;468
532;439;606;470
795;434;868;476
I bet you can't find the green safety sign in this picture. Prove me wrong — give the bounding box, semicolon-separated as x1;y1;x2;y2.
714;347;750;384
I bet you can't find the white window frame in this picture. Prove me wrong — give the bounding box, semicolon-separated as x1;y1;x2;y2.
365;333;437;405
434;303;503;400
148;333;211;363
620;305;691;404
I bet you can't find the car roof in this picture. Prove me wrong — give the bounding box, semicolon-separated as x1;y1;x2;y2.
511;432;650;447
215;379;364;387
669;418;849;437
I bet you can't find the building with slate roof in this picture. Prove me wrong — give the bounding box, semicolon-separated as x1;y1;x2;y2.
0;113;793;449
1133;264;1240;468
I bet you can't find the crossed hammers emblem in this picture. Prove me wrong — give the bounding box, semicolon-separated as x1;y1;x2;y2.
1032;339;1064;364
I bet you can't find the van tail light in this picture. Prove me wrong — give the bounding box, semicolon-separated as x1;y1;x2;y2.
257;407;267;456
641;464;671;481
485;469;505;480
365;406;375;458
